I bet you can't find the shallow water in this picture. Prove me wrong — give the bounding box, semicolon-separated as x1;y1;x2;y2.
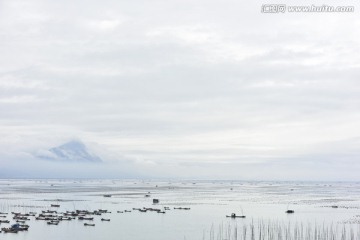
0;179;360;239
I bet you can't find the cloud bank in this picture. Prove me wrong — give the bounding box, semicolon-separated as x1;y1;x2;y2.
0;0;360;180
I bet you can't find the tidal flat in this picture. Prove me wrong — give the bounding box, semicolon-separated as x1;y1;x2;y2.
0;179;360;240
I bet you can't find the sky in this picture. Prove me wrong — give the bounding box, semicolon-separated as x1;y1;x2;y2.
0;0;360;180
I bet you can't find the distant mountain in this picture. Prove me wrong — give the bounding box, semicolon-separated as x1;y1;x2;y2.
39;140;102;163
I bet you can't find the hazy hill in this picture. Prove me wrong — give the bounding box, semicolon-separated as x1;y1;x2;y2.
39;140;102;163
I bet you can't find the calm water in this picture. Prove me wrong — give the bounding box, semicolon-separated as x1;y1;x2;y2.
0;179;360;240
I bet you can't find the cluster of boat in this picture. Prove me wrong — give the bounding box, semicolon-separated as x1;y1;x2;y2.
34;209;112;226
1;212;31;233
0;208;113;233
0;201;194;233
116;206;191;214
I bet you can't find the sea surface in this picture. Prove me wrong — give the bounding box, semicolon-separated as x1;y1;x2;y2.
0;179;360;240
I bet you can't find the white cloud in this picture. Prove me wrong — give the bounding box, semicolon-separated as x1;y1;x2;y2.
0;0;360;180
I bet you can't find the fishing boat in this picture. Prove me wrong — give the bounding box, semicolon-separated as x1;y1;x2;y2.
174;207;190;210
12;224;29;231
78;217;94;220
47;221;59;225
1;224;28;233
1;228;18;233
226;213;246;218
84;223;95;226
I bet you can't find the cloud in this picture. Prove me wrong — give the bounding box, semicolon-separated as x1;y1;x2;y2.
0;147;139;179
0;0;360;179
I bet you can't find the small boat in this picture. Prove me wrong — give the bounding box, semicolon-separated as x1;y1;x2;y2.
1;228;18;233
286;210;295;214
47;221;59;225
101;218;110;221
78;217;94;220
226;213;246;218
42;210;57;214
2;224;29;232
145;208;161;212
98;209;108;213
84;223;95;226
174;207;190;210
12;224;29;231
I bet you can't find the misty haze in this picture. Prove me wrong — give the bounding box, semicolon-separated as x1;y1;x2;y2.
0;0;360;239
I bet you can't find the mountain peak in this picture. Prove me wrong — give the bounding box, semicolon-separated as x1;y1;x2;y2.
58;140;86;150
39;140;102;163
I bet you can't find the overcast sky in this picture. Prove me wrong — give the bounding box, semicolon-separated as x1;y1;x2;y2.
1;0;360;180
